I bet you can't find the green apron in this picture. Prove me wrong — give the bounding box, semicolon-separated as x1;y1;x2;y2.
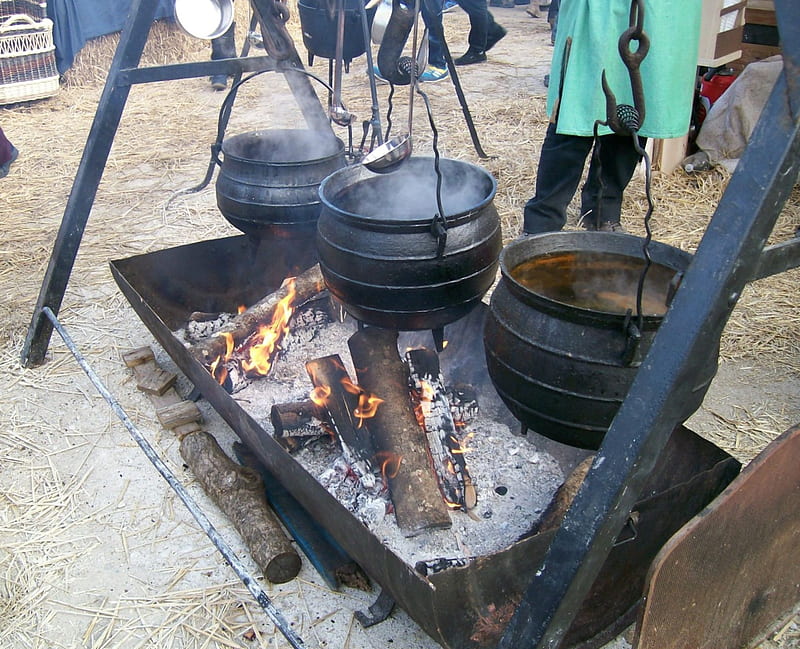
547;0;702;139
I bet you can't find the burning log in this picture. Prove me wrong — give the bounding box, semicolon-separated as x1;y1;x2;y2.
348;327;452;536
406;347;478;512
190;263;326;367
305;355;377;487
180;431;302;584
270;399;329;437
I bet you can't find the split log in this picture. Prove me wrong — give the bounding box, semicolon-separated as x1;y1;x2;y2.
348;327;451;536
406;347;477;511
180;431;302;584
305;355;376;486
190;263;326;366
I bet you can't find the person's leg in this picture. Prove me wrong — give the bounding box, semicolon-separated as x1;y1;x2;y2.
453;0;488;59
0;126;18;179
522;124;593;235
580;133;645;229
210;23;237;91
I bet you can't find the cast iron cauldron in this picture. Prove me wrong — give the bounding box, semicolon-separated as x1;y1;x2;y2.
484;232;719;449
316;157;502;331
297;0;376;67
215;129;346;238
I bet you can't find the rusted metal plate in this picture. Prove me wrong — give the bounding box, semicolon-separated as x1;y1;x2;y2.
636;424;800;649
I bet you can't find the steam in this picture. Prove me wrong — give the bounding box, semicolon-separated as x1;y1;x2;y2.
223;129;343;164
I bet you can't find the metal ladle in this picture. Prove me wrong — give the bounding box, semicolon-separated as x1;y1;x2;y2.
330;0;354;127
362;0;421;173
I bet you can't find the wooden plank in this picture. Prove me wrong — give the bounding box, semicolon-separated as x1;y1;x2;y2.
635;424;800;649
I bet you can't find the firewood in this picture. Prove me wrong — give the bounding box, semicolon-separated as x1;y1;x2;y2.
180;431;302;584
406;347;478;511
190;263;326;366
305;355;376;485
348;327;451;536
270;399;329;438
155;401;202;430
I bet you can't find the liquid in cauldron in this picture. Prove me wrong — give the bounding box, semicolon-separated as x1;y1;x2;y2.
511;250;677;316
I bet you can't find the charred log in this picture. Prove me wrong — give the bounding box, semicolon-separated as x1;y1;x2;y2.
305;355;377;486
270;399;330;437
190;263;326;366
406;347;477;511
348;327;451;536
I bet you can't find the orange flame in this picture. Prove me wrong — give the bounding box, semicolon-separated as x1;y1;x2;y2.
339;376;383;427
310;384;332;407
375;451;402;480
239;279;296;376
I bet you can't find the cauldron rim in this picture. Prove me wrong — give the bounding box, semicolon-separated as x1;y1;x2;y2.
318;156;498;229
500;231;694;326
220;128;345;165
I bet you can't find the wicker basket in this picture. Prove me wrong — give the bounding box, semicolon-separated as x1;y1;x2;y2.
0;0;47;21
0;13;58;104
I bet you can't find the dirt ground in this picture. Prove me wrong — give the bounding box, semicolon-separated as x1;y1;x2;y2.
1;3;799;649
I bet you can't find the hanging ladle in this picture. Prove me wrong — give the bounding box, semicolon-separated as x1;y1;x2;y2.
362;0;421;173
330;0;355;127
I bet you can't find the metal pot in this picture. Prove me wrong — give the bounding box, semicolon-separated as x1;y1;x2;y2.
484;232;719;449
316;157;503;331
297;0;376;66
215;129;346;238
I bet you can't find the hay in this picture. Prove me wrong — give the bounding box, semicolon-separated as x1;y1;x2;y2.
1;5;798;649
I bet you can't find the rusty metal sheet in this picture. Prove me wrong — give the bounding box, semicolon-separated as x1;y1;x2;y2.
636;424;800;649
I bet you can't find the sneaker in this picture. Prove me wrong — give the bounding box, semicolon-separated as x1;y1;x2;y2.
210;74;228;91
485;25;507;51
370;64;389;83
442;0;458;12
419;65;449;82
454;48;487;66
0;144;18;179
598;221;627;233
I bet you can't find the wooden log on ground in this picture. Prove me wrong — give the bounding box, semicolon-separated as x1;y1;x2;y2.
348;327;451;536
305;355;376;486
406;347;478;511
190;263;326;366
180;431;302;584
270;399;329;438
121;347;300;584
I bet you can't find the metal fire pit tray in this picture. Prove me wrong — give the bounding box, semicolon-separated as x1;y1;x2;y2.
110;235;741;649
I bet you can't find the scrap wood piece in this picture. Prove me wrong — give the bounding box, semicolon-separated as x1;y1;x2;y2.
406;347;478;511
122;346;178;395
305;355;376;484
270;399;330;439
190;263;326;366
348;327;452;537
121;346;301;584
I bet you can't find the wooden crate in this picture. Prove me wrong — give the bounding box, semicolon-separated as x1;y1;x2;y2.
698;0;746;67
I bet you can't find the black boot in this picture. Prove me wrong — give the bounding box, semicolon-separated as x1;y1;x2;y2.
210;23;236;91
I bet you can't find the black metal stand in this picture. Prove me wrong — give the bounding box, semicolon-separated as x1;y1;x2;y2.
22;1;800;648
499;2;800;647
21;0;330;368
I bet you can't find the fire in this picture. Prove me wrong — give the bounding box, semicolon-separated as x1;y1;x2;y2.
241;279;296;376
340;376;384;427
309;384;332;407
375;451;402;480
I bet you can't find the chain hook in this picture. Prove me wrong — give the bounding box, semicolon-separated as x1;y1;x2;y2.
600;0;649;136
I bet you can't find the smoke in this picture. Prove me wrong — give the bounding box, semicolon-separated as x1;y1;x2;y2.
223;129;344;164
328;158;493;220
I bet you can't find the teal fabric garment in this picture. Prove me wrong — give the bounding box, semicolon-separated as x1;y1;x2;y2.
546;0;701;138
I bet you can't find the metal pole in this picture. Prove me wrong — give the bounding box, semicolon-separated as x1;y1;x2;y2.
42;306;309;649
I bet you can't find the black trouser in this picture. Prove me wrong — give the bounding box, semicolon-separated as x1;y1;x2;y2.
522;123;645;234
455;0;501;51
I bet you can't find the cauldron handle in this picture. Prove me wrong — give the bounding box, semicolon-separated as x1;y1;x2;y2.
431;212;447;258
622;308;641;366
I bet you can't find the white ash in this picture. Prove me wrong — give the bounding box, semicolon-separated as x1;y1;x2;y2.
175;305;565;570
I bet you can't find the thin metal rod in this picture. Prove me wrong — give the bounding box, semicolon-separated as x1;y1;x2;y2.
41;306;308;649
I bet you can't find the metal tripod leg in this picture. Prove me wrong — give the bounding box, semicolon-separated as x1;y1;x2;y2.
21;0;160;367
